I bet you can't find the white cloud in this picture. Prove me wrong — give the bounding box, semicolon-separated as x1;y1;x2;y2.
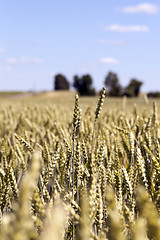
98;39;125;45
0;65;12;72
121;3;158;14
6;57;44;65
99;57;119;64
0;47;5;54
7;58;18;64
107;24;149;32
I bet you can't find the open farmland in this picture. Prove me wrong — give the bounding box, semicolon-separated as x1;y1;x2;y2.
0;91;160;239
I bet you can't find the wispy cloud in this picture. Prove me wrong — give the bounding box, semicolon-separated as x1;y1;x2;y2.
6;57;44;65
120;3;158;14
98;39;125;45
107;24;149;32
99;57;119;64
0;47;5;54
0;65;12;73
79;62;98;74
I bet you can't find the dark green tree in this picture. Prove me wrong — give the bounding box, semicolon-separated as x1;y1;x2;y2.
54;74;70;90
147;92;160;98
125;79;143;97
73;74;96;96
104;71;122;96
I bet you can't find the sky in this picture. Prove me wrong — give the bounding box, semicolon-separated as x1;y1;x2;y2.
0;0;160;92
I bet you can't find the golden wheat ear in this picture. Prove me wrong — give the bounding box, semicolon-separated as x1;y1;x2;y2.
136;186;160;240
40;199;68;240
0;151;40;240
92;87;106;153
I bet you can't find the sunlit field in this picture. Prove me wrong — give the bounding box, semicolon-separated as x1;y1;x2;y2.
0;91;160;240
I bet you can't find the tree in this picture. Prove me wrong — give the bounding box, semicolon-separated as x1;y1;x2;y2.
124;79;143;97
73;74;96;96
147;92;160;98
54;74;70;90
104;71;122;97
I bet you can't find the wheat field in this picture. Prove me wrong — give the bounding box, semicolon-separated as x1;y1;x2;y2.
0;90;160;240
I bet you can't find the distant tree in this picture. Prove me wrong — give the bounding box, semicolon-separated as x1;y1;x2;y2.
73;74;96;96
147;91;160;98
54;74;70;90
124;79;143;97
104;71;122;97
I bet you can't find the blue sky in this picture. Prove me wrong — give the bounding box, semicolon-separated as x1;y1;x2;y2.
0;0;160;92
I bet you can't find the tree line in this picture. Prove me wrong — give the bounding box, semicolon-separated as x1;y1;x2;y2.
54;72;143;97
